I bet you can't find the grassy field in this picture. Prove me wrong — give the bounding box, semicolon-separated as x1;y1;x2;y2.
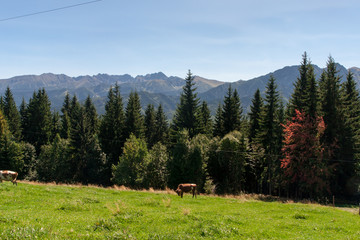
0;182;359;239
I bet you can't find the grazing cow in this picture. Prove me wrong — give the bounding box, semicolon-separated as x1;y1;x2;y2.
175;183;197;198
0;170;18;186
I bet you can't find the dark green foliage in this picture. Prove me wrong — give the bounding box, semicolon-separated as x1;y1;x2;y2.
213;103;224;137
69;105;105;185
20;142;37;180
248;89;263;143
144;104;157;148
318;57;345;194
154;104;169;145
167;130;190;189
99;84;126;184
60;93;71;139
2;87;22;140
168;130;208;190
257;75;282;195
37;134;71;182
22;89;52;153
112;134;148;188
207;131;247;194
124;91;145;139
172;70;200;138
50;111;61;142
0;110;24;172
145;142;169;189
84;95;99;135
222;85;243;135
198;101;213;136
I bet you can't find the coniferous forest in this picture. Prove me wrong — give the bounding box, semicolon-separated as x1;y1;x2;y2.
1;53;360;201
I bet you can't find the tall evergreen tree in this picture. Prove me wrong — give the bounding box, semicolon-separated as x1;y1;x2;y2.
257;75;281;195
198;101;213;136
124;91;144;139
69;106;105;184
99;84;126;184
60;92;72;139
23;89;52;153
172;70;200;138
3;87;22;140
154;104;169;145
144;104;157;148
339;71;360;193
248;89;263;143
222;85;242;135
213;103;224;137
84;95;99;136
318;56;345;194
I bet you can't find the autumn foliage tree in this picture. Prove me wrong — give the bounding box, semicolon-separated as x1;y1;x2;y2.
281;110;333;198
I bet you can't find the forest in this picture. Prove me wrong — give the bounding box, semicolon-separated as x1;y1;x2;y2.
0;53;359;201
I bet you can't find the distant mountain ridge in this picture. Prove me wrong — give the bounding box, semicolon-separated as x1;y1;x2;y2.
0;64;359;116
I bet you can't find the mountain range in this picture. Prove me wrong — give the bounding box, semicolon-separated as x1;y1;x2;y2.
0;64;359;117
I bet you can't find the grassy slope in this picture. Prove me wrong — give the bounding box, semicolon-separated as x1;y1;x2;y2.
0;182;359;239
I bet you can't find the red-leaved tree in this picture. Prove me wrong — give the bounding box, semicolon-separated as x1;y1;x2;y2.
281;110;334;198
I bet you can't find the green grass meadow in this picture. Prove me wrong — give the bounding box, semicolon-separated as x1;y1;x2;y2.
0;182;359;239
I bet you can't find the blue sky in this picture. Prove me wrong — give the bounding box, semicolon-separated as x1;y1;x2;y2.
0;0;359;82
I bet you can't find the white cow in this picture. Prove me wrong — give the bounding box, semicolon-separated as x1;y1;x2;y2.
0;170;18;185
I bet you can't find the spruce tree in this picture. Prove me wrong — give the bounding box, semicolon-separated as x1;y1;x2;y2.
99;84;126;184
3;87;22;140
23;89;52;153
69;106;105;184
198;101;213;136
318;56;345;194
248;89;263;143
84;95;99;136
213;103;224;137
154;104;169;145
144;104;157;148
124;91;145;139
339;71;360;192
171;70;200;138
257;75;281;195
60;92;71;139
222;85;242;135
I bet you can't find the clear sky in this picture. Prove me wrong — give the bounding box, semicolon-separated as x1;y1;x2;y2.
0;0;359;82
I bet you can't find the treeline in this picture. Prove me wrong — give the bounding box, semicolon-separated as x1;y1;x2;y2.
1;53;360;200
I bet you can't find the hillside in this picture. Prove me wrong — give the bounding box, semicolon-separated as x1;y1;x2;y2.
0;64;358;116
0;182;359;239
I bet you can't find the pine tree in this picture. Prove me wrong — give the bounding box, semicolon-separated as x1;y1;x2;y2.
222;85;242;135
124;91;144;139
60;92;71;139
50;110;61;141
99;84;126;184
69;106;105;184
339;71;360;193
248;89;263;143
318;56;345;194
172;70;200;138
288;52;310;116
213;103;224;137
198;101;213;136
257;75;281;195
3;87;22;140
154;104;169;145
84;95;99;136
23;89;52;153
144;104;157;148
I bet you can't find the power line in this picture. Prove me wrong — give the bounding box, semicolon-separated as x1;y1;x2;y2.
0;0;103;22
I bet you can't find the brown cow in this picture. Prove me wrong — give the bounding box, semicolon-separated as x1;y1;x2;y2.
175;183;197;198
0;170;18;186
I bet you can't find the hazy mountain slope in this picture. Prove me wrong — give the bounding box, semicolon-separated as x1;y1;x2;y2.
0;64;358;116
